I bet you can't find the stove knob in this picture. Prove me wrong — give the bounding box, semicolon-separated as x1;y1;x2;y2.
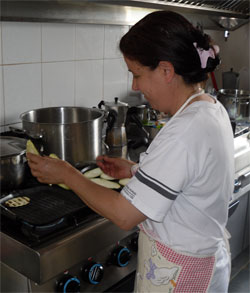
109;246;131;267
56;274;80;293
82;261;104;285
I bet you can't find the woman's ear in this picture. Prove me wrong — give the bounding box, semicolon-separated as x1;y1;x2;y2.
158;61;175;83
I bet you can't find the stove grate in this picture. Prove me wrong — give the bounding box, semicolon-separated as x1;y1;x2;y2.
1;185;87;226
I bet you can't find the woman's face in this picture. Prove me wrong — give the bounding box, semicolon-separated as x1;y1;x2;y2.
124;56;171;113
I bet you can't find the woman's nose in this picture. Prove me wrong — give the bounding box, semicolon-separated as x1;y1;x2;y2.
132;78;138;91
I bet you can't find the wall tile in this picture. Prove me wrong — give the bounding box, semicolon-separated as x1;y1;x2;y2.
4;64;42;124
103;58;128;101
104;25;129;59
75;60;103;108
76;24;104;60
42;23;75;62
0;23;2;65
127;71;133;93
2;22;41;64
42;61;75;107
0;67;4;126
0;24;3;127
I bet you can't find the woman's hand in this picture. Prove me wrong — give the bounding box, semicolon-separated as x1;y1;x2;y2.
96;155;136;179
26;152;74;185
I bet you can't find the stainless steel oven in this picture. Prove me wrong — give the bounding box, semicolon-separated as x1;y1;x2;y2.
0;130;138;293
227;127;250;260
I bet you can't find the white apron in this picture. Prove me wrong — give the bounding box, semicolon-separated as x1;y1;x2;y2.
134;91;231;292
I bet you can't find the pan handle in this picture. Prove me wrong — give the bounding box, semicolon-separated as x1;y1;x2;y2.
0;199;17;220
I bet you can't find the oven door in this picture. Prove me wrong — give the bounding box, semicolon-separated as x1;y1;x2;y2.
226;192;249;260
104;271;136;292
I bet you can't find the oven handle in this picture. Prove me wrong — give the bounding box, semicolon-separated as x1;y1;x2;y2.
243;170;250;178
239;170;250;189
228;200;240;217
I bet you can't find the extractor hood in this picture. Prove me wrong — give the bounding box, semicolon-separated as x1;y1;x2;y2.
1;0;249;30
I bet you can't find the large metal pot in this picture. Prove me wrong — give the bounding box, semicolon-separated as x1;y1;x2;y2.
0;136;27;191
218;89;250;122
20;107;105;168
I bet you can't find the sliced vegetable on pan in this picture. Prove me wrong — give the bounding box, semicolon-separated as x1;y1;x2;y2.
83;167;103;179
90;178;121;189
49;153;70;190
5;196;30;208
119;178;131;186
100;173;115;180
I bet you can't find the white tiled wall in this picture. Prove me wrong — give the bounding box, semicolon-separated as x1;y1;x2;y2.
0;20;249;130
0;22;4;132
0;21;130;129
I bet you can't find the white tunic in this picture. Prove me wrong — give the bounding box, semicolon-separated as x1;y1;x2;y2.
121;97;234;255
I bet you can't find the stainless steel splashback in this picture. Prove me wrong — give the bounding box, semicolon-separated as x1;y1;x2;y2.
99;0;249;16
1;0;249;30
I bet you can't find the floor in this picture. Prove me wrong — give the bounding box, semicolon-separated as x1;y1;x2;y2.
229;246;250;293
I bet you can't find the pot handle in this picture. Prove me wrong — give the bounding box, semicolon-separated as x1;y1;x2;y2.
9;126;43;139
129;113;150;139
9;126;44;154
98;100;105;109
102;140;110;154
106;110;117;131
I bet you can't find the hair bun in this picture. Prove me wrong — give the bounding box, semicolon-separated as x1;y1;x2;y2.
205;55;221;73
192;29;210;50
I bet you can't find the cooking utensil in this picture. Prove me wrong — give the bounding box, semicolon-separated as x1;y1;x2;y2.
0;136;28;191
98;97;129;148
20;107;105;168
218;89;250;123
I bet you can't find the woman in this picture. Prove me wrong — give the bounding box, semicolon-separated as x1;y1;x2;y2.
27;11;234;292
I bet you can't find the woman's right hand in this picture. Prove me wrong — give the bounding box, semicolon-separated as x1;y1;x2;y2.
96;155;136;179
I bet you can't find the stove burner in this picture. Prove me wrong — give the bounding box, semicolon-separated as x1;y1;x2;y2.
1;185;100;247
21;217;67;236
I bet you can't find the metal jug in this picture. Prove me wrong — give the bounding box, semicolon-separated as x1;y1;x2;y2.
98;97;129;151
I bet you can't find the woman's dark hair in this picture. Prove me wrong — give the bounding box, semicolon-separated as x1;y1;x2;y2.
119;11;220;84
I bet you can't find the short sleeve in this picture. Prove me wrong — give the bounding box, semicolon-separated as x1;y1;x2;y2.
121;138;194;222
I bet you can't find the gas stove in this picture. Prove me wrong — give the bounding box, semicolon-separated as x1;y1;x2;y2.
1;183;138;292
0;130;138;293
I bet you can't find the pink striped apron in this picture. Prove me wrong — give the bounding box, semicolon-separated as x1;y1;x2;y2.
134;229;218;293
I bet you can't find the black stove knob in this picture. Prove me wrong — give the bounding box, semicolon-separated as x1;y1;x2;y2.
56;274;80;293
82;261;104;285
109;246;131;267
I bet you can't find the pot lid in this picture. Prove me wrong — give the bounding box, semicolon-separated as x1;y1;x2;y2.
0;136;27;157
104;97;128;109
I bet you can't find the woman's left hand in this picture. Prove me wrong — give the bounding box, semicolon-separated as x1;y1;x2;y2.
26;152;73;185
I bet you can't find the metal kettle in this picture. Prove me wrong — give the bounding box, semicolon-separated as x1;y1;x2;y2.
98;97;129;149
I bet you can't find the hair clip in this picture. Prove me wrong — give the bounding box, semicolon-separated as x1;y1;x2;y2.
193;42;219;69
